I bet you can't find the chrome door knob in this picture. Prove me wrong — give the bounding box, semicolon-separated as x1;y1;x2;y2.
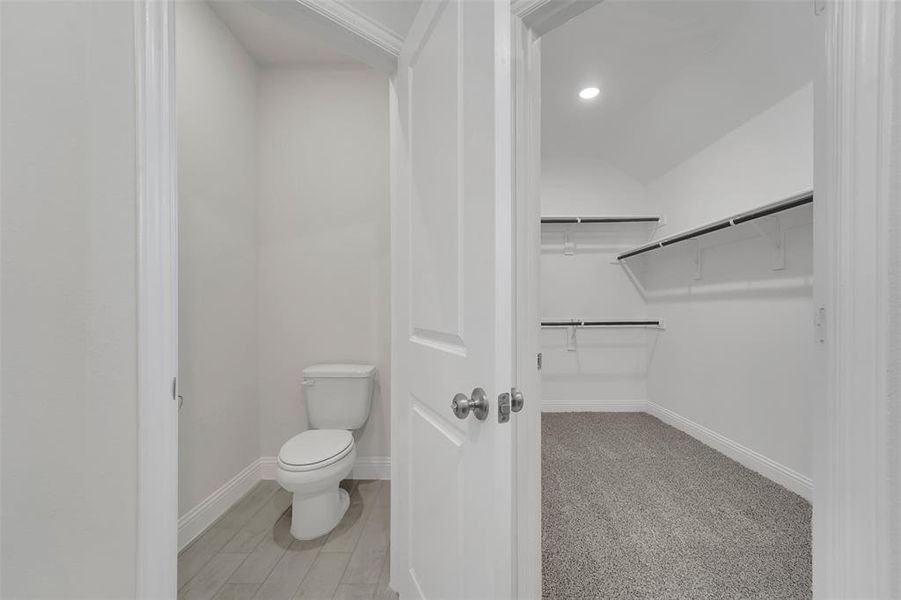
451;388;489;421
511;387;524;413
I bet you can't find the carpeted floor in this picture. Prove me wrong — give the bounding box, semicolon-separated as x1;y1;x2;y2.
542;412;811;600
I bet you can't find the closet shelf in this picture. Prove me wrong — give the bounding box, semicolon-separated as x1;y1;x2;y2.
541;216;660;224
541;216;663;254
541;320;662;329
616;191;813;261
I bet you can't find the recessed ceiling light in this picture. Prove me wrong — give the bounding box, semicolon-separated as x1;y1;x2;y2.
579;86;601;100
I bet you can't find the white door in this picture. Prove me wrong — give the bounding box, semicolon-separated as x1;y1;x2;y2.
391;1;514;599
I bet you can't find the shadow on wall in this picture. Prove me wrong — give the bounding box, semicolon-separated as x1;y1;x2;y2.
540;328;658;378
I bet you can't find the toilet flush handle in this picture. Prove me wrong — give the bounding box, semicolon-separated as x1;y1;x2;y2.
301;378;316;387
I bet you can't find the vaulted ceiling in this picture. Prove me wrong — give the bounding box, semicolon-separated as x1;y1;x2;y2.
541;0;816;183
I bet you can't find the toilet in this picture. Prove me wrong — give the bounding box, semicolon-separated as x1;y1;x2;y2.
276;363;375;540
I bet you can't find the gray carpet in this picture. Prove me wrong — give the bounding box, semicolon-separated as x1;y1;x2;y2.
542;413;811;600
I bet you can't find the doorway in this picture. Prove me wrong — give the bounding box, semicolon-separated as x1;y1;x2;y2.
512;1;900;599
172;2;396;598
533;3;814;597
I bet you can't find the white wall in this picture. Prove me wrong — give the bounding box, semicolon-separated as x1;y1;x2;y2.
542;158;647;216
642;83;814;480
257;68;390;461
1;2;139;596
647;84;814;237
176;1;261;516
540;159;655;407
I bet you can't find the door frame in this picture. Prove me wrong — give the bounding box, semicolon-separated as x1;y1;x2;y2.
510;13;542;600
135;1;178;596
511;1;901;598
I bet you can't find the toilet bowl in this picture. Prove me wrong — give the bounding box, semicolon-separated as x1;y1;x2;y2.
276;429;357;539
276;363;375;540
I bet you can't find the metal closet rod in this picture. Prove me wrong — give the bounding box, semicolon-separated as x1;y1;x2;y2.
617;191;814;261
541;320;661;328
541;216;660;224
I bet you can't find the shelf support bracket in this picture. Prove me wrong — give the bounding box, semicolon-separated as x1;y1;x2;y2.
649;215;666;243
693;239;702;280
563;230;575;256
750;216;785;270
566;324;577;352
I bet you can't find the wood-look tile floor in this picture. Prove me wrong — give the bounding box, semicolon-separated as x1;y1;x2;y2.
178;480;395;600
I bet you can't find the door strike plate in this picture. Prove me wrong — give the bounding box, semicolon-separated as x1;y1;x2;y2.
498;392;511;423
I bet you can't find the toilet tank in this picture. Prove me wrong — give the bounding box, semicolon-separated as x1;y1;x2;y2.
302;363;375;430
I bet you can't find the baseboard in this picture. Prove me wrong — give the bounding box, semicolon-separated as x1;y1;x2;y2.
350;456;391;480
541;399;648;413
179;453;391;550
645;401;813;501
259;456;278;481
258;455;391;481
178;458;261;551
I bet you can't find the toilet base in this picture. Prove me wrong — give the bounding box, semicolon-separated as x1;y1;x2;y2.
290;487;351;540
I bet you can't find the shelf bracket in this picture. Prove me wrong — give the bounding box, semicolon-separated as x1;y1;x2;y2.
563;230;575;256
750;216;785;270
693;239;702;280
649;215;666;243
566;325;577;352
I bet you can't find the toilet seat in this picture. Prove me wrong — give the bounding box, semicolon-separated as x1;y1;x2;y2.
278;429;353;472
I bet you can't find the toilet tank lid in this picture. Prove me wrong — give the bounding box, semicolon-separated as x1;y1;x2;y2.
303;363;376;379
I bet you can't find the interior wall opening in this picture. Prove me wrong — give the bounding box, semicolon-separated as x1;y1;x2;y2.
173;2;404;597
536;2;816;598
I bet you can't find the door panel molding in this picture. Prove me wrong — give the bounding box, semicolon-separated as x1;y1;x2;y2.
410;330;467;356
409;406;464;599
410;396;467;444
408;0;465;346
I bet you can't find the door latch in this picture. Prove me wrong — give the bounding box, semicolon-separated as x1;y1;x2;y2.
498;392;511;423
498;387;525;423
814;305;826;343
173;377;183;411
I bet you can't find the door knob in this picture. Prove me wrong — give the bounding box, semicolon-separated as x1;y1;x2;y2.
511;387;524;412
451;388;489;421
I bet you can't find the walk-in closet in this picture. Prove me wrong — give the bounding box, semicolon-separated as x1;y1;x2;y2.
537;2;815;598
